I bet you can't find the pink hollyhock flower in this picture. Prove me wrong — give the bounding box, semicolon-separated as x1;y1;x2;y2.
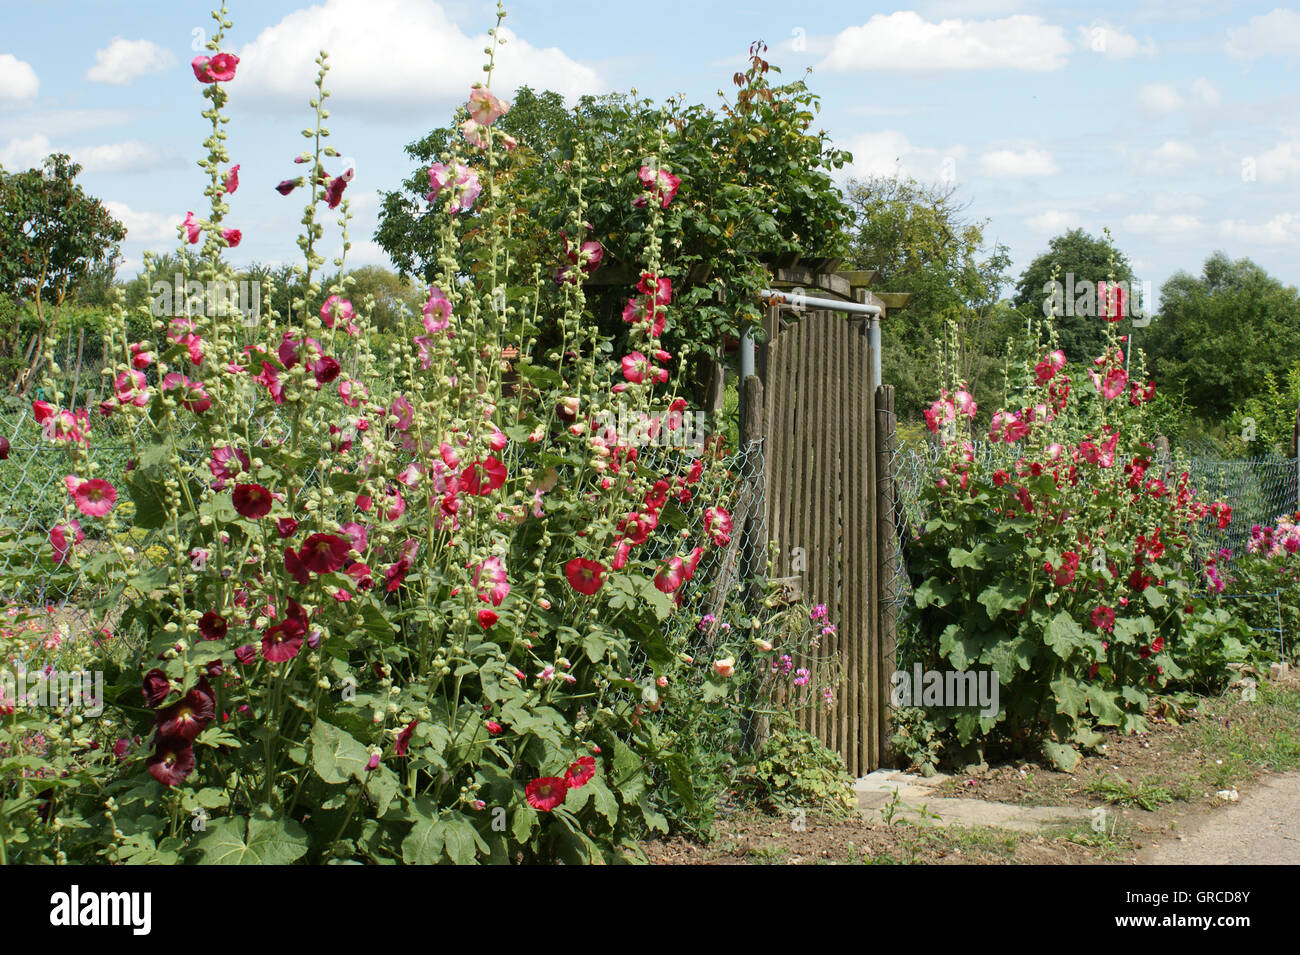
254;362;285;405
953;390;977;419
704;506;733;546
565;557;606;596
565;238;604;278
474;555;511;606
1034;350;1067;384
129;342;154;369
637;272;673;306
49;520;84;564
654;556;686;594
427;161;481;214
222;228;241;247
338;379;366;408
1099;281;1126;322
67;476;117;517
1046;443;1064;461
713;658;735;678
636;164;682;208
468;87;509;126
182;211;201;244
321;295;358;333
384;487;406;522
1050;551;1079;586
192;52;239;83
565;756;596;789
525;777;569;812
147;740;195;787
461;117;489;149
209;445;250;490
621;351;650;384
1097;431;1118;468
299;533;350;574
114;370;149;407
423;285;452;332
261;618;305;662
232;483;273;519
1102;368;1128;399
161;372;211;413
390;395;414;431
224;164;239;194
924;396;956;434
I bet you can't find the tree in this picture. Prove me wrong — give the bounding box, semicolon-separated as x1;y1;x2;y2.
0;154;125;394
1012;228;1135;365
845;175;1014;420
1144;252;1300;422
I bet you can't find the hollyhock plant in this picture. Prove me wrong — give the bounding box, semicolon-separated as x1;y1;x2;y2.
232;483;273;519
146;740;196;787
67;476;117;517
565;558;606;596
525;777;568;812
192;52;239;83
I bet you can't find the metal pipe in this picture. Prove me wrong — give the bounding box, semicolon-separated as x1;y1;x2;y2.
738;319;755;444
760;288;882;316
868;315;882;394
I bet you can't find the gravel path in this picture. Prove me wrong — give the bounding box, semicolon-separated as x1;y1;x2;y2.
1140;771;1300;865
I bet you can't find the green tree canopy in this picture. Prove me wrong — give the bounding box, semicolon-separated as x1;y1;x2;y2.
1013;227;1136;365
1144;252;1300;422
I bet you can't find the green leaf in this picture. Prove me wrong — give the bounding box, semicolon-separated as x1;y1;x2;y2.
1042;741;1080;773
1086;686;1125;727
1050;676;1087;719
948;545;985;569
978;580;1029;617
197;813;309;865
311;719;370;785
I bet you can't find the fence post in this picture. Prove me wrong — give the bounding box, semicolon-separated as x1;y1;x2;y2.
1293;402;1300;512
738;373;767;752
875;383;898;766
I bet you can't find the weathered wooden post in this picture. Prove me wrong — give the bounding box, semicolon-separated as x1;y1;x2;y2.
875;383;899;766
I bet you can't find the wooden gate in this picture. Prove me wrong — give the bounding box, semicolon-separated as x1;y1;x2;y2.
756;299;890;776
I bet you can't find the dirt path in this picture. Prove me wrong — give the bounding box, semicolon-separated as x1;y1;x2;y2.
1139;771;1300;865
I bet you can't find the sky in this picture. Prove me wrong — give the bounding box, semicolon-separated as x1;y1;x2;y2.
3;0;1299;308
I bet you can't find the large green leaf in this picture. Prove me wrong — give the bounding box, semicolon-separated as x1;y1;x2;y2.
197;813;309;865
311;719;370;785
1041;741;1080;773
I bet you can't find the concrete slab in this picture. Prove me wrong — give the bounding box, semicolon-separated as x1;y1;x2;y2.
855;769;1091;832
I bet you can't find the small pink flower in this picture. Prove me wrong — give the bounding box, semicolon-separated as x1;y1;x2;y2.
182;211;201;244
68;476;117;517
192;52;239;83
467;87;509;126
224;164;239;194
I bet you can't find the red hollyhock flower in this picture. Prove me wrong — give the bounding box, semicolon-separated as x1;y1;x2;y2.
299;533;350;574
1090;605;1116;633
142;668;171;708
147;740;196;787
346;562;375;590
565;557;606;596
394;721;418;757
565;755;597;789
261;618;305;662
654;556;686;594
486;719;503;735
0;435;9;459
276;516;299;538
156;682;215;742
525;776;569;812
285;547;311;586
198;611;227;641
234;644;258;666
232;483;273;519
478;609;499;629
461;456;507;496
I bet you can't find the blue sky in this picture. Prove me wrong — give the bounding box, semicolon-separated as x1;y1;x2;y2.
3;0;1299;306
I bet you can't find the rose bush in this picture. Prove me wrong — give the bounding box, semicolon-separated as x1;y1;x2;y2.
903;319;1242;771
2;3;755;864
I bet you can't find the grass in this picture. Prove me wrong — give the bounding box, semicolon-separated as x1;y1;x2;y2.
1086;775;1175;811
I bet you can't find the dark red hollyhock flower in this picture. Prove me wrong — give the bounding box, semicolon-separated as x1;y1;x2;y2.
285;547;311;586
345;562;374;590
156;681;216;741
276;178;301;195
311;356;341;384
232;482;273;519
147;739;196;787
565;755;597;789
477;609;498;629
234;644;258;666
198;610;227;641
205;659;224;678
299;533;349;574
261;618;305;662
142;668;171;707
394;720;418;757
525;776;569;812
461;456;507;496
0;435;9;459
565;557;606;596
276;517;299;538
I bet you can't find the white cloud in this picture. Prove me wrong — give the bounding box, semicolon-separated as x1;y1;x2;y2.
1140;140;1198;173
1120;213;1204;238
86;37;176;85
1219;213;1300;245
1025;210;1080;232
1255;140;1300;182
235;0;601;116
1077;21;1156;58
339;239;393;267
979;148;1058;177
1190;76;1221;106
821;12;1071;72
1226;9;1300;60
842;129;967;181
103;201;182;243
0;53;39;100
1;134;177;174
1152;192;1208;213
0;108;129;139
0;133;52;170
1137;83;1183;113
